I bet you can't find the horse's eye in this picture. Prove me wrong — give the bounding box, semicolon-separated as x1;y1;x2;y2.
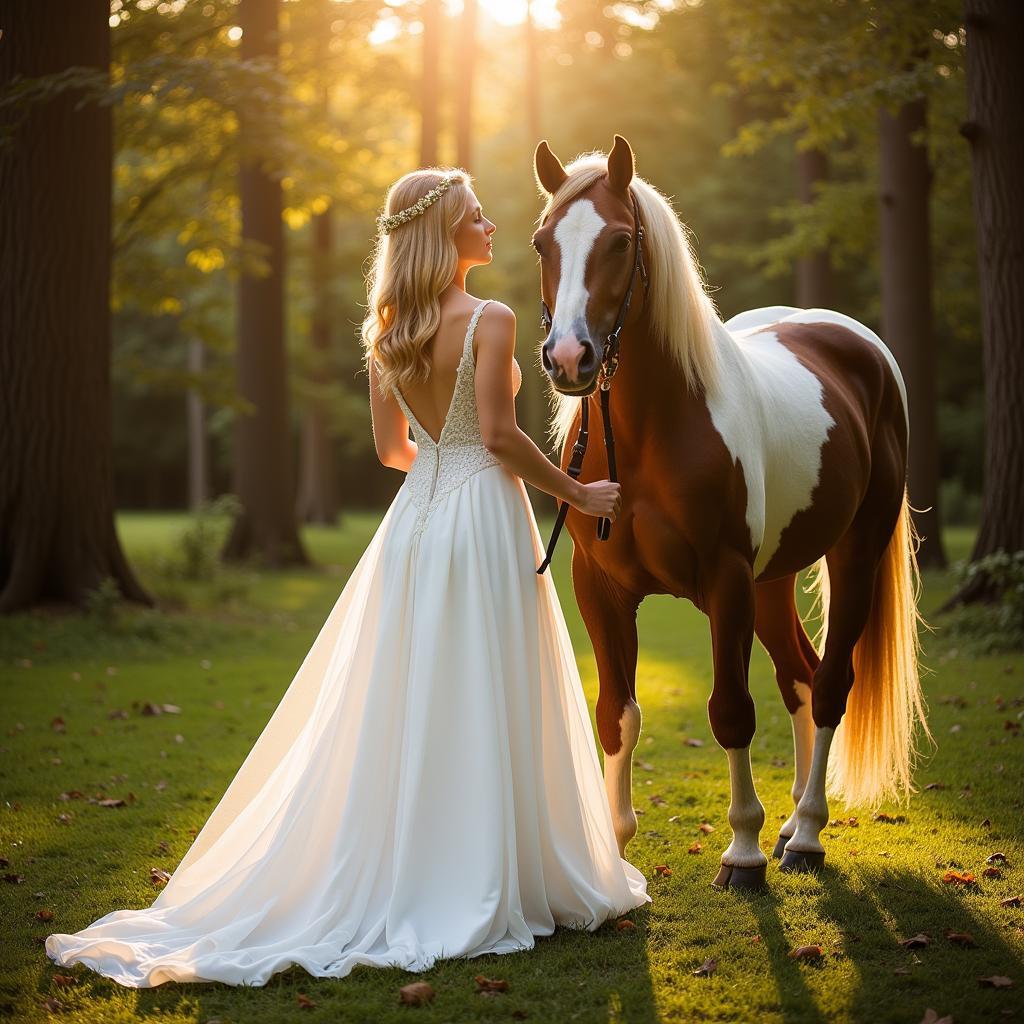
613;235;631;253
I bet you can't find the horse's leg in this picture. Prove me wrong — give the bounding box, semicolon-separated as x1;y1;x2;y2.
753;574;819;858
572;552;642;857
779;525;886;873
705;553;767;890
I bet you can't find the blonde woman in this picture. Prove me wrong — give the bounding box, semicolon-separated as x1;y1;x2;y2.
45;168;649;988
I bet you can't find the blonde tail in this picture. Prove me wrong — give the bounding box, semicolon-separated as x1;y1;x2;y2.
802;490;934;808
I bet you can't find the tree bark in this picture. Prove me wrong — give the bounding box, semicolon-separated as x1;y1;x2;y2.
419;0;442;167
454;0;477;172
878;98;946;568
795;147;833;308
296;5;339;527
960;0;1024;578
0;0;153;612
296;203;340;526
222;0;309;567
186;338;209;511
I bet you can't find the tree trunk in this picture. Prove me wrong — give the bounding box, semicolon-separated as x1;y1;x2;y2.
454;0;477;172
952;0;1024;601
795;147;833;308
419;0;442;167
186;338;209;511
0;0;152;613
878;98;946;568
296;204;340;526
222;0;309;567
296;4;339;528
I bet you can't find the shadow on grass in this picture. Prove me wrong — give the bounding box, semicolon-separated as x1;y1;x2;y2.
742;861;1022;1024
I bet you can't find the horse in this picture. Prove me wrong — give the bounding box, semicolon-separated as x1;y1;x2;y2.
530;134;933;889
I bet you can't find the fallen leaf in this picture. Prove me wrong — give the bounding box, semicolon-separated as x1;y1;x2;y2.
924;782;946;791
96;798;126;808
149;867;171;885
474;975;509;993
35;909;54;921
983;866;1003;879
919;1011;953;1024
43;996;64;1012
788;945;824;961
653;864;673;877
874;812;907;824
698;822;715;834
1000;895;1021;908
399;981;435;1006
987;852;1010;865
692;957;717;977
688;841;703;854
616;918;636;931
3;873;25;884
944;929;977;947
977;975;1014;989
685;738;704;747
899;933;932;949
50;717;65;733
51;974;76;988
296;993;315;1009
942;870;976;885
649;795;667;808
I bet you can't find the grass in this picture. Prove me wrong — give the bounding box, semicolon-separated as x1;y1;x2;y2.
1;514;1021;1024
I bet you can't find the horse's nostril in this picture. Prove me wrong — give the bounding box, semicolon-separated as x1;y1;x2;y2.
541;344;553;373
578;342;597;376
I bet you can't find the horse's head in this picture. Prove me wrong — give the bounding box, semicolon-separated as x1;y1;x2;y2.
532;134;645;396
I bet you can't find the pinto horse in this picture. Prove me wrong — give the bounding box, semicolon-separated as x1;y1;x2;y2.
531;135;932;888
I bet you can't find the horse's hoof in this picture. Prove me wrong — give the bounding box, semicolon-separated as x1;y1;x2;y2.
771;833;791;859
779;849;825;873
711;862;768;890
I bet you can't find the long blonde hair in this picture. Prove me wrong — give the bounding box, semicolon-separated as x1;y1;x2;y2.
360;167;473;398
538;153;721;453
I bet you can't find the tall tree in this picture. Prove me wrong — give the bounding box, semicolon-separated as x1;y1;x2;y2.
222;0;309;566
795;148;833;307
296;1;339;527
878;95;946;567
454;0;477;172
0;0;152;613
419;0;442;167
956;0;1024;590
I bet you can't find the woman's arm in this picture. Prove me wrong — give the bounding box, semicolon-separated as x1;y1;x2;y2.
368;355;418;473
474;303;620;521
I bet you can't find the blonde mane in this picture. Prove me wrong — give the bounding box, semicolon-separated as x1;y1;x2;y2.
538;154;721;453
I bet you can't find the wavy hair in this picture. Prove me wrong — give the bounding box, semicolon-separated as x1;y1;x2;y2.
360;167;473;397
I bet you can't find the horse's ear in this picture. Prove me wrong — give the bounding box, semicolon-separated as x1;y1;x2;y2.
535;140;568;195
607;134;634;193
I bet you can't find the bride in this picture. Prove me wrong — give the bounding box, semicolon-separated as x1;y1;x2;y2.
44;167;650;988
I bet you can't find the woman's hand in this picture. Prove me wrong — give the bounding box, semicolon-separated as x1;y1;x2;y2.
572;479;622;521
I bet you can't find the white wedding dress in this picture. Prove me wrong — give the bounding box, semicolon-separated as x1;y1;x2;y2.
45;298;649;988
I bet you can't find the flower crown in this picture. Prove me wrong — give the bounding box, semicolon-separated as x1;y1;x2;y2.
376;174;459;236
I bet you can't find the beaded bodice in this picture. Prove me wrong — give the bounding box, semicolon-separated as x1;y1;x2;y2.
392;299;521;533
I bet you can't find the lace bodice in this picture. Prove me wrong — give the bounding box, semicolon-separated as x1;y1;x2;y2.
392;299;520;533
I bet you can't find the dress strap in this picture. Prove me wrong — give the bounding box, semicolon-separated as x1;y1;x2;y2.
462;299;493;365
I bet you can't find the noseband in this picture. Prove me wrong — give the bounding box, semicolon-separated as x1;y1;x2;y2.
537;188;649;575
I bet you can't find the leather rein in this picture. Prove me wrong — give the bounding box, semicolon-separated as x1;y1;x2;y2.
536;189;649;575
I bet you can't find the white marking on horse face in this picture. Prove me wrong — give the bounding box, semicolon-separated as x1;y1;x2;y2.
707;325;836;575
551;199;606;338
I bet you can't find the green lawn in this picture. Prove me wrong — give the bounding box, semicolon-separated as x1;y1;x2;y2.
1;514;1021;1023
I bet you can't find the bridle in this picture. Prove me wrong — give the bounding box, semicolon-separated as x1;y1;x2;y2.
536;188;649;575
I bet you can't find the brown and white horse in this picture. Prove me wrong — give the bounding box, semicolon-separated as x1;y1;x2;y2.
532;135;933;888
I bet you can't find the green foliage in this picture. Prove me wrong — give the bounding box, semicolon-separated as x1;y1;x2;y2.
172;493;242;581
944;551;1024;653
